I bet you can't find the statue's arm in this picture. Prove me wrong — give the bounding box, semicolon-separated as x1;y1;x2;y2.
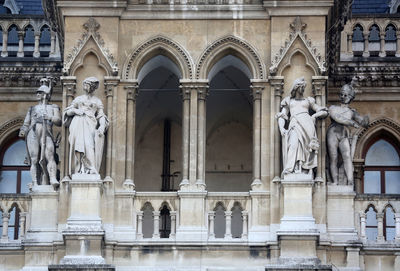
353;110;369;128
310;97;328;119
64;99;81;116
329;106;358;127
97;108;109;135
19;107;31;137
277;107;288;135
51;105;62;126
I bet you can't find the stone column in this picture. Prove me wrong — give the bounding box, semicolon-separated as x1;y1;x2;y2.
170;211;176;238
377;212;384;242
60;76;77;181
396;30;400;57
1;212;10;242
17;31;24;57
18;212;27;240
33;31;40;58
347;32;353;55
395;213;400;241
103;77;119;184
196;83;208;188
153;211;160;239
242;211;248;239
312;76;328;182
250;80;265;190
224;211;232;239
379;32;386;57
123;80;139;190
362;31;369;57
1;30;8;57
208;211;215;238
49;31;56;57
360;211;366;241
137;211;143;239
179;82;190;187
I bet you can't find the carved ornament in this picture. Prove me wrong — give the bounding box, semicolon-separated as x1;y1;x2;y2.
270;16;326;75
63;18;118;76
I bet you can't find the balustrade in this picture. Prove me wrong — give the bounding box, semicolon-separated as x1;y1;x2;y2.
0;196;29;244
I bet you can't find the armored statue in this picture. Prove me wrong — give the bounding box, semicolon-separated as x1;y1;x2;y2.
64;77;109;176
327;83;369;185
276;77;328;177
19;78;62;189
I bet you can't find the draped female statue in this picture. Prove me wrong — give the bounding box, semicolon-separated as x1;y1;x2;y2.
64;77;109;176
276;77;328;177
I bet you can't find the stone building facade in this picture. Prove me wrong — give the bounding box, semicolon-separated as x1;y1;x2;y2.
0;0;399;270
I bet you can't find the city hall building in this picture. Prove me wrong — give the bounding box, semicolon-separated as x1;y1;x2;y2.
0;0;400;270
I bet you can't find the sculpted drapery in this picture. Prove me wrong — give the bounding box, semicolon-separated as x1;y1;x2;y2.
64;77;109;176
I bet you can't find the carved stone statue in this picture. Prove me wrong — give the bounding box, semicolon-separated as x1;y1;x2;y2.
327;83;369;185
64;77;109;176
276;77;328;177
19;78;61;189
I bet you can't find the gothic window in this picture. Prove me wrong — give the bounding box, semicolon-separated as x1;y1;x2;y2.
141;202;154;238
368;25;381;56
385;24;397;55
0;137;30;193
366;206;378;241
39;25;51;57
214;202;226;238
159;204;171;238
384;206;395;241
8;205;19;240
352;24;364;56
231;203;243;238
24;25;35;57
363;138;400;194
7;24;18;57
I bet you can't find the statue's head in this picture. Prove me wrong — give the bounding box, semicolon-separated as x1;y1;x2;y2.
290;77;306;98
83;77;100;93
36;79;52;101
340;84;355;104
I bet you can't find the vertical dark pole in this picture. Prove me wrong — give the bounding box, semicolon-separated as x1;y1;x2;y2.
162;119;171;191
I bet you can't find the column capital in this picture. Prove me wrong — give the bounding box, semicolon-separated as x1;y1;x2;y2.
359;211;366;219
269;76;284;97
104;76;120;97
179;79;209;100
17;30;25;38
137;211;143;217
34;30;41;37
224;211;232;217
311;76;328;97
250;79;267;100
2;212;10;219
153;211;160;216
121;80;139;101
395;213;400;219
377;212;384;219
61;76;77;97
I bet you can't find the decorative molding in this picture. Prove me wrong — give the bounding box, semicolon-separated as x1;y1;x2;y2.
0;117;24;147
196;35;265;79
356;117;400;140
270;16;326;75
63;18;118;76
123;35;193;80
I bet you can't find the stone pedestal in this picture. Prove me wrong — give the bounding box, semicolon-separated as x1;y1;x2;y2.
175;191;207;241
327;185;358;243
58;174;108;267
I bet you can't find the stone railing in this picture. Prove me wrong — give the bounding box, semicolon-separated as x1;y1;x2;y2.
0;18;60;58
340;18;400;60
356;196;400;244
206;192;250;241
0;194;30;244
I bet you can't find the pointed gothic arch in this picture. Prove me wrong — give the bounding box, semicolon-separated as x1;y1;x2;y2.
196;35;265;80
123;35;194;80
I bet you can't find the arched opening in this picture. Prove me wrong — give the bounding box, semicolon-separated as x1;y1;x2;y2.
214;202;226;238
0;136;30;193
206;54;252;192
39;25;51;57
141;202;154;238
8;204;19;240
23;25;34;57
159;204;171;238
365;205;378;241
352;24;364;56
384;206;395;241
134;55;182;191
368;24;381;56
7;24;18;57
231;202;243;238
385;24;397;56
363;134;400;194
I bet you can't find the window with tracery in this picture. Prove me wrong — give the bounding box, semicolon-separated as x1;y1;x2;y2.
0;137;30;194
384;206;395;241
23;25;35;57
7;25;18;57
366;206;378;241
159;205;171;238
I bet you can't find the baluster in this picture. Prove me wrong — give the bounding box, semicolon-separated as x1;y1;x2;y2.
377;212;384;242
363;31;369;57
18;212;26;240
1;212;10;242
208;211;215;238
241;211;248;239
137;211;143;239
224;211;232;239
153;211;160;239
360;212;366;241
170;211;176;238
